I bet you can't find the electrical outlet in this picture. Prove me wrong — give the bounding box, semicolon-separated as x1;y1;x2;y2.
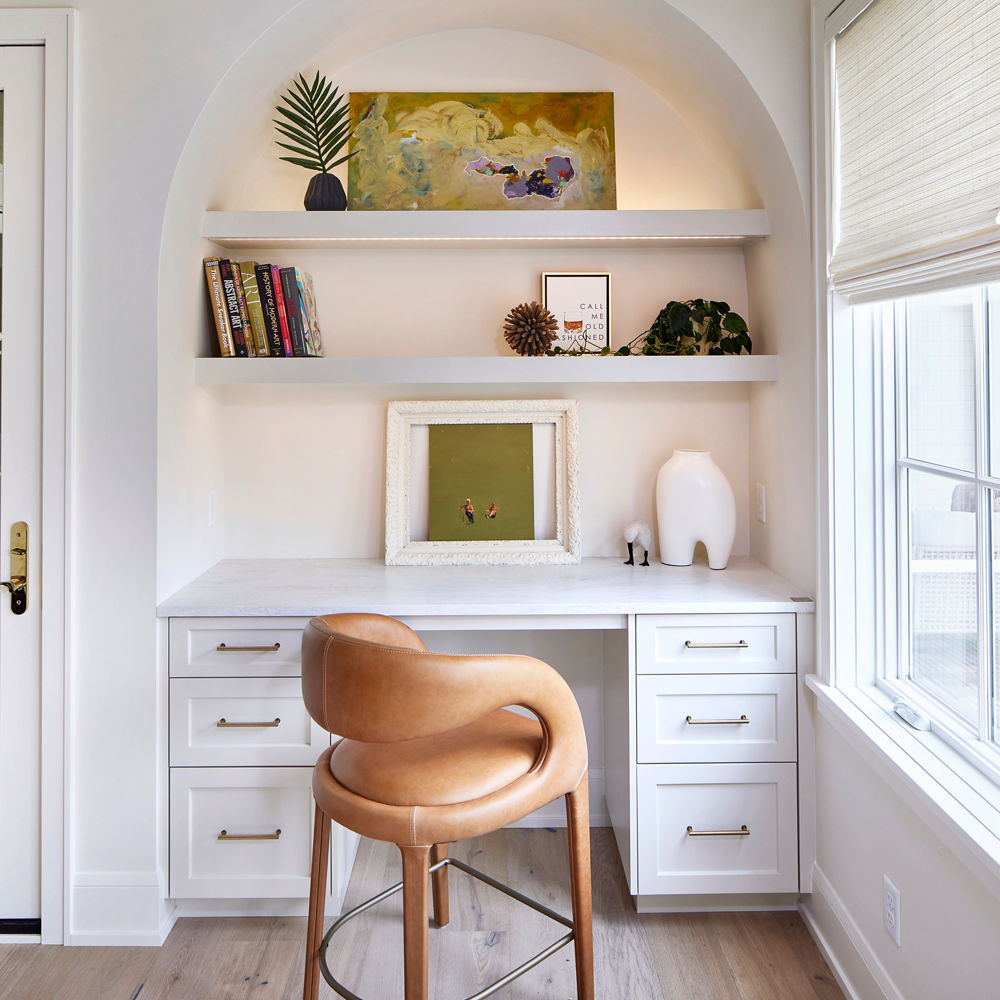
755;483;766;523
207;489;217;528
883;874;901;947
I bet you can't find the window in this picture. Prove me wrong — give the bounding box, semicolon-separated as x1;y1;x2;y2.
843;285;1000;780
820;0;1000;819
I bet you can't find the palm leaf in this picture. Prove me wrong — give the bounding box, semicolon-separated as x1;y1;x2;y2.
274;71;359;174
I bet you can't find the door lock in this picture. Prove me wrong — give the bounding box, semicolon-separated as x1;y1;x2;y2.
1;521;28;615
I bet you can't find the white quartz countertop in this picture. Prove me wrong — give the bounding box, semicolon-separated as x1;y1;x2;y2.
157;556;814;619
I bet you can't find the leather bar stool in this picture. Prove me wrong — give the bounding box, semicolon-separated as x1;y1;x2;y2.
301;612;594;1000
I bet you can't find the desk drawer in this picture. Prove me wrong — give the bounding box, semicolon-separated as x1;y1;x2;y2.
636;762;798;894
169;618;309;678
636;674;797;763
636;614;795;675
170;766;314;899
169;677;327;766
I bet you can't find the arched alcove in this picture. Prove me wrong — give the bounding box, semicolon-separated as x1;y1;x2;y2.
157;1;813;597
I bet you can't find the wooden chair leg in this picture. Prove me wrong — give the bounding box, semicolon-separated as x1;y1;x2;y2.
303;800;331;1000
399;844;432;1000
565;773;594;1000
430;842;450;927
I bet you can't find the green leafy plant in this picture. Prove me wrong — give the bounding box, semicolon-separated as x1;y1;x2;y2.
636;299;751;356
547;299;751;357
273;72;358;173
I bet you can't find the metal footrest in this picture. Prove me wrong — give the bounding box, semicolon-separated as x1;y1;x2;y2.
318;855;575;1000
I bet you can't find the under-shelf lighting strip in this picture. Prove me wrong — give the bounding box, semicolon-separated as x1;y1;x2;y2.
212;234;752;244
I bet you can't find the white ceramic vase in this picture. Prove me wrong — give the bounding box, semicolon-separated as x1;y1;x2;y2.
655;449;736;570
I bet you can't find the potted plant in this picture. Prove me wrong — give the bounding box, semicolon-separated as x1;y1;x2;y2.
634;299;751;355
273;71;358;211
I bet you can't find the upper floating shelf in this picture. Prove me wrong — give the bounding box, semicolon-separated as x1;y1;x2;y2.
195;354;779;386
202;209;770;250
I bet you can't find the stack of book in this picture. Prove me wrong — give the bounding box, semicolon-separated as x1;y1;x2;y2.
203;257;324;357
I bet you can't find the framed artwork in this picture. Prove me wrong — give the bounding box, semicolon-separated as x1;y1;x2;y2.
542;272;611;350
385;399;581;565
348;92;616;211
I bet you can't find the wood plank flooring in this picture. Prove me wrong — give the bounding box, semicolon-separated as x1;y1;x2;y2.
0;828;842;1000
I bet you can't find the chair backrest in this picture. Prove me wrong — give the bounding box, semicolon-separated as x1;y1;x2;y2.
301;613;585;754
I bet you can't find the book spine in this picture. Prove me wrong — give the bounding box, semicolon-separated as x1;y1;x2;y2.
270;265;294;357
219;259;248;357
238;261;269;357
230;261;256;357
203;258;235;357
279;266;306;357
255;263;285;356
294;267;322;357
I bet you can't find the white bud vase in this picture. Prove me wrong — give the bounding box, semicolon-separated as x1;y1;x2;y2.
655;449;735;570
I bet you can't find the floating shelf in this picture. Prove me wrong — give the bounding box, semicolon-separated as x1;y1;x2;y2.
202;209;770;250
194;354;778;386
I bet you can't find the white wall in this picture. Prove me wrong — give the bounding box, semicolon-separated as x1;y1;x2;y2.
803;718;1000;1000
18;0;817;944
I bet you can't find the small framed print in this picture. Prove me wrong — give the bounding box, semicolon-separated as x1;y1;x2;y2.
542;272;611;350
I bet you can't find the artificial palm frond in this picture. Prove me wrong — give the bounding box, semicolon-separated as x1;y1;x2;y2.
273;72;358;174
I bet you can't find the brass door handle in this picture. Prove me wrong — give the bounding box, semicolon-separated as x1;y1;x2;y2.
684;639;748;649
217;718;281;728
218;829;282;841
2;522;27;615
685;715;750;726
686;825;750;837
216;642;281;653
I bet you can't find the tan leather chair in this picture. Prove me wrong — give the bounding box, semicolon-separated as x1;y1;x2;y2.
301;612;594;1000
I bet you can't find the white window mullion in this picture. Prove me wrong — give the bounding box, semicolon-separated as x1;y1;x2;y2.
894;299;910;685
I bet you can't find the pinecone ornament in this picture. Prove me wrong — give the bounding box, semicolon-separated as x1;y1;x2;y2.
503;301;558;356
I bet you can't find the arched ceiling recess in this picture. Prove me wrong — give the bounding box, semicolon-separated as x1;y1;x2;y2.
165;0;804;224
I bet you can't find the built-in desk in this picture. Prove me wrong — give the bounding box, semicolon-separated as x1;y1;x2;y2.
158;557;814;914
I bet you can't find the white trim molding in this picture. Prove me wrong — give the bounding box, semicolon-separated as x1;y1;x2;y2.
800;863;904;1000
0;7;74;946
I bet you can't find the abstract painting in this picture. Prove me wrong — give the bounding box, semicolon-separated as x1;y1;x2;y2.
348;92;616;210
427;423;535;542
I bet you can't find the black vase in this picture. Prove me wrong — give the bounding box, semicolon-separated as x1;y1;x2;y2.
303;173;347;211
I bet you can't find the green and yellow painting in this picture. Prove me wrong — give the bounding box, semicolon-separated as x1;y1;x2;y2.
348;91;616;210
427;423;535;541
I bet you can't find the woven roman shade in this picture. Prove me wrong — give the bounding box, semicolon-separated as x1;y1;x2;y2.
830;0;1000;296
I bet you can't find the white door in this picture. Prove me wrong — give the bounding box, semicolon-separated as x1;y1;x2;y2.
0;44;44;933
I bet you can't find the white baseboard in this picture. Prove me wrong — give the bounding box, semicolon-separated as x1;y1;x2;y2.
69;870;176;946
799;864;901;1000
637;892;799;913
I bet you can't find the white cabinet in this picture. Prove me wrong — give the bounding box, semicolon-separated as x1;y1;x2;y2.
623;612;801;900
167;616;359;910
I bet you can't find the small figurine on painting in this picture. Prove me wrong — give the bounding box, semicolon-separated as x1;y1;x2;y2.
623;519;651;567
486;502;499;519
462;498;475;524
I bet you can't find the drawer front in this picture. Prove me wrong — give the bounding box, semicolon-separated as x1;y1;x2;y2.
636;763;798;894
636;674;797;763
169;677;328;766
169;618;309;678
636;613;795;675
170;767;314;898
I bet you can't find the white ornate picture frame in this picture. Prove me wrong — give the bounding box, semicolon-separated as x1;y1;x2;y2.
385;399;581;565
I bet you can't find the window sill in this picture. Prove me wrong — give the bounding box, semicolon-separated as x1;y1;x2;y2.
804;674;1000;901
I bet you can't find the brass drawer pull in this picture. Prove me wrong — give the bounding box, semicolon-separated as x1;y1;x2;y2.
218;828;282;841
684;639;748;650
217;717;281;729
216;642;281;652
685;714;750;726
686;824;750;837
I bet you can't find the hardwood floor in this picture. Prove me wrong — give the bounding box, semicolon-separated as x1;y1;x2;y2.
0;828;843;999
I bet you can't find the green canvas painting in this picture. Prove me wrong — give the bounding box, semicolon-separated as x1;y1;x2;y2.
348;91;616;210
427;423;535;541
